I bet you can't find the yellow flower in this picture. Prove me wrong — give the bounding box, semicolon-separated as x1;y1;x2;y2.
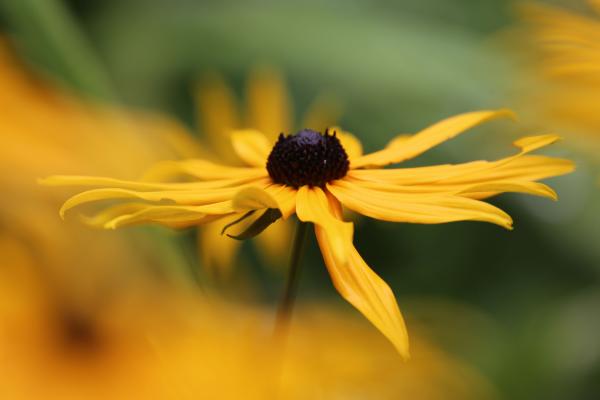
519;1;600;145
45;109;574;358
190;68;340;275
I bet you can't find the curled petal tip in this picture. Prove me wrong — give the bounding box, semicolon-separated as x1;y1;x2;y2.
500;214;514;230
390;334;410;360
498;108;518;121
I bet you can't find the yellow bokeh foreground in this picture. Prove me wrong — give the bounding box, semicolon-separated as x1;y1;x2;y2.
0;266;497;400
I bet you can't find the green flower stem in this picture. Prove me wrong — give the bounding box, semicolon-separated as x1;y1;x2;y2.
274;220;309;338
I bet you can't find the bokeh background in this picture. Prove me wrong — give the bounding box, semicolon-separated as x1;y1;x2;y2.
1;0;599;399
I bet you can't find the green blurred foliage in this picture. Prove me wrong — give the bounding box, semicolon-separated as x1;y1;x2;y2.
1;0;599;399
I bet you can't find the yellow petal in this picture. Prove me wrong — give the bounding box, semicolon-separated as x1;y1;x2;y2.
301;93;342;133
313;195;409;358
348;134;573;194
343;176;557;200
195;72;240;160
328;127;363;160
350;155;573;186
263;184;298;219
79;203;150;227
459;180;557;200
230;129;272;167
512;134;560;153
351;109;516;168
103;203;230;229
140;159;267;181
40;174;264;191
59;180;270;218
295;186;353;264
328;180;513;229
231;186;279;211
246;67;292;142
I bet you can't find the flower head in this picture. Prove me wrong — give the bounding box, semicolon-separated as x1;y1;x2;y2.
188;69;340;274
44;109;574;358
267;129;349;187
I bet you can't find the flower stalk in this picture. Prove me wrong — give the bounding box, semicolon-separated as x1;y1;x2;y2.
274;220;309;338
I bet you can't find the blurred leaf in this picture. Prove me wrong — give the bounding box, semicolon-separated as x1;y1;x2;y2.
0;0;116;100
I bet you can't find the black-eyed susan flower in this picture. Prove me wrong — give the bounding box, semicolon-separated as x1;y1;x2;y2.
44;109;574;358
0;40;483;398
182;68;340;275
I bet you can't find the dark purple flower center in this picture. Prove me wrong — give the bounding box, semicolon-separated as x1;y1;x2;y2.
266;129;349;188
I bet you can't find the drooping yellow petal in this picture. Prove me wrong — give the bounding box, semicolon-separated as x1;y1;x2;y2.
308;189;409;358
351;109;516;168
328;180;513;229
245;67;292;142
230;130;272;167
295;186;353;264
263;184;298;219
195;73;240;160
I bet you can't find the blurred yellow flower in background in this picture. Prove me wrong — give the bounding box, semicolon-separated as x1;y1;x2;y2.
46;109;574;358
0;36;190;398
191;68;340;275
519;0;600;151
0;35;193;303
0;265;498;400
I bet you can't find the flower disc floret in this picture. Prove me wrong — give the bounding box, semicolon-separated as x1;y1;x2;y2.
266;129;349;188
